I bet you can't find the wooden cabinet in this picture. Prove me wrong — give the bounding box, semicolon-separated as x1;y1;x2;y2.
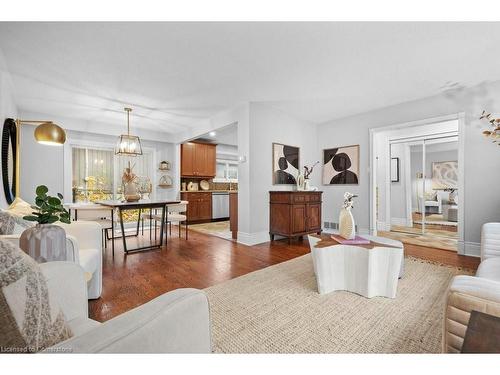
181;142;216;177
269;191;322;242
181;192;212;223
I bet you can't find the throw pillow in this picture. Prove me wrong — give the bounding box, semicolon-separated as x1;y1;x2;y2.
7;197;34;217
0;240;73;353
0;210;34;235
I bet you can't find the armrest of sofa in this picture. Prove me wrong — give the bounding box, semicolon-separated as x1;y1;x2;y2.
51;288;211;353
443;275;500;353
57;221;102;252
481;222;500;260
40;262;89;321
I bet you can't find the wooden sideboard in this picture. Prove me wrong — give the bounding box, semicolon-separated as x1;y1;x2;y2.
269;191;322;242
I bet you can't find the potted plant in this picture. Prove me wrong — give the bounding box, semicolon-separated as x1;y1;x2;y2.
20;185;71;262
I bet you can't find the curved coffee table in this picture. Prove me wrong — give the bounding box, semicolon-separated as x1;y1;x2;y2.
308;234;404;298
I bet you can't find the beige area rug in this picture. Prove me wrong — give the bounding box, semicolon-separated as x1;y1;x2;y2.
379;230;457;252
205;254;472;353
189;221;233;240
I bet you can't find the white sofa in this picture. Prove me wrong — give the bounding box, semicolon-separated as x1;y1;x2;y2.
0;221;103;299
443;222;500;353
41;262;211;353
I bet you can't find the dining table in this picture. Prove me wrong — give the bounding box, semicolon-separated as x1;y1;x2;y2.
93;199;180;254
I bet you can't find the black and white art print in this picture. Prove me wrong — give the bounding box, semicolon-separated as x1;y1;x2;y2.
322;145;359;185
272;143;299;185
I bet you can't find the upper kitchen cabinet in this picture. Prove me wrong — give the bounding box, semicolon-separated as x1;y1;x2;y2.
181;142;217;177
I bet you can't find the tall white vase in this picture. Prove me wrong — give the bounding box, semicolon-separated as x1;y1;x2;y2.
339;207;356;239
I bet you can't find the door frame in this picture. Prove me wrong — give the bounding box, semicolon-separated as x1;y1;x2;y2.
369;113;465;254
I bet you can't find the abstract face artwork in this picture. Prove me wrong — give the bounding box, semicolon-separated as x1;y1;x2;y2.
322;145;359;185
432;161;458;189
272;143;299;184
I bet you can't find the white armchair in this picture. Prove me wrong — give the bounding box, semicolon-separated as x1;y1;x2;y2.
443;223;500;353
41;262;211;353
0;220;103;299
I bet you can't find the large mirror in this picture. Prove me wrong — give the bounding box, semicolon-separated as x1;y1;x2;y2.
2;118;17;204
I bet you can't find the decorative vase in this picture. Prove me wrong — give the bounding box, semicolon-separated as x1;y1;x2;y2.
19;224;67;263
303;179;310;191
123;181;140;202
297;173;305;191
339;207;356;239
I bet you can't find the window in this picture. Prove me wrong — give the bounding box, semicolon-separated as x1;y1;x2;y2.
214;159;238;182
72;147;114;202
72;146;154;203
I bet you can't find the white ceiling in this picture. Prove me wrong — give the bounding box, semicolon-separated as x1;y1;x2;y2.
1;22;500;141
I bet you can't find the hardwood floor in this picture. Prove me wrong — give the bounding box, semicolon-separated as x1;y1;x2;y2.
89;229;480;322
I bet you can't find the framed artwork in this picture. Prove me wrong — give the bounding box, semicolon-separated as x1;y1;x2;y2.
390;157;400;182
432;160;458;189
272;143;299;185
322;144;359;185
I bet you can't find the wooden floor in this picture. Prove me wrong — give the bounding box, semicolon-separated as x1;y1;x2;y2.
89;229;480;322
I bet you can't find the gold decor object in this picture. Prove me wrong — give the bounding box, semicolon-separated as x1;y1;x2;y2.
33;122;66;146
115;107;143;156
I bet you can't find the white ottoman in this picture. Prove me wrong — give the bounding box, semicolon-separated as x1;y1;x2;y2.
308;234;404;298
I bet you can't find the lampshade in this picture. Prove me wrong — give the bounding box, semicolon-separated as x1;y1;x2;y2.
34;122;66;146
116;134;143;156
115;107;142;156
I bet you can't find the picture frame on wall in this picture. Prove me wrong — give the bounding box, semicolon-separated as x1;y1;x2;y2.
272;142;299;185
322;144;359;185
390;157;399;182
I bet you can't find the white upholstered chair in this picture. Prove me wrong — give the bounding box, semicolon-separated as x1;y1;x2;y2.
443;222;500;353
42;261;211;353
167;201;189;240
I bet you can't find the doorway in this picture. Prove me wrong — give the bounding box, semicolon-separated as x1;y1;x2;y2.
370;114;464;253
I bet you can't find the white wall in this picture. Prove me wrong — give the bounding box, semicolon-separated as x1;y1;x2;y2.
389;143;408;224
318;80;500;255
19;126;178;204
244;102;319;244
0;51;18;208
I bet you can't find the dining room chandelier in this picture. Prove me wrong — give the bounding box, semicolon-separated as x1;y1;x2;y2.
115;107;143;156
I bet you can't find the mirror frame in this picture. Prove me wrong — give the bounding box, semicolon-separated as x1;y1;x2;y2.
2;118;17;205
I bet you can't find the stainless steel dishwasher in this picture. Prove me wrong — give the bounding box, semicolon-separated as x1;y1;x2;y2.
212;192;229;219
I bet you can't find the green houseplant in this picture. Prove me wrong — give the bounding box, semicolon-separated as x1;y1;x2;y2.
20;185;71;263
23;185;71;224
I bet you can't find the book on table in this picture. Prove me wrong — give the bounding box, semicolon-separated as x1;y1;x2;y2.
330;234;370;245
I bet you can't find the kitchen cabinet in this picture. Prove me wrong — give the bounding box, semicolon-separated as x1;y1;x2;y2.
269;191;322;242
181;192;212;222
181;142;216;177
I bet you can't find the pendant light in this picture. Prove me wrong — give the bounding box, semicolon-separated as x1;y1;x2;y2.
115;107;143;156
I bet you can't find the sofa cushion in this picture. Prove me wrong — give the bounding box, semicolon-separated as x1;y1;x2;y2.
476;257;500;282
66;317;101;336
78;248;99;274
0;240;73;352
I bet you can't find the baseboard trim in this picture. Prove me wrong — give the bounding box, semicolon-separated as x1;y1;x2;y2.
458;240;480;257
237;231;270;246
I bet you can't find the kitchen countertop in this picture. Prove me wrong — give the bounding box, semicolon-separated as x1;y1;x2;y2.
180;190;238;193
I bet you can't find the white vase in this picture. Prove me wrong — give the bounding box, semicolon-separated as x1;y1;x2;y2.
303;179;310;191
19;224;67;263
339;207;356;239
